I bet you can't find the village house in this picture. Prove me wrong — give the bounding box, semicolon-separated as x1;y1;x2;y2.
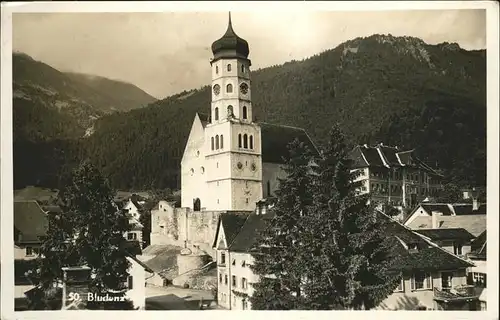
349;144;443;210
13;200;151;310
403;201;487;237
466;230;487;310
149;14;317;257
212;203;480;310
14;200;50;260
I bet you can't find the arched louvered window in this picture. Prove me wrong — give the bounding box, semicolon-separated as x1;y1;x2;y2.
215;135;220;150
243;134;248;149
214;107;219;121
211;137;214;150
220;135;224;149
242;106;248;120
238;134;242;148
249;135;253;149
226;84;233;93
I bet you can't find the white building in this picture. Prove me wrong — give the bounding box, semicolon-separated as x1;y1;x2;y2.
150;14;317;255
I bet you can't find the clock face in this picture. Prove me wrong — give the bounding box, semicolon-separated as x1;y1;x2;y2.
250;162;257;172
240;83;249;95
213;84;221;95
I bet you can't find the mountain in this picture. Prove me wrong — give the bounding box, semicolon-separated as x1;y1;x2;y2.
13;35;486;191
13;52;157;136
12;52;157;188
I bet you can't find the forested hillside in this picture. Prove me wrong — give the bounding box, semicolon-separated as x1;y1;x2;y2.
13;34;486;191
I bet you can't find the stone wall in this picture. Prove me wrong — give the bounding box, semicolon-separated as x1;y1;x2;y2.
151;201;223;258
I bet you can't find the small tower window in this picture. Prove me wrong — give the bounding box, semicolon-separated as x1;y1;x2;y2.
226;84;233;93
215;135;220;150
242;106;248;120
249;135;254;149
216;65;219;74
227;64;232;72
220;135;224;149
243;134;248;149
211;137;214;150
227;105;234;118
241;64;245;73
238;134;242;148
214;107;219;121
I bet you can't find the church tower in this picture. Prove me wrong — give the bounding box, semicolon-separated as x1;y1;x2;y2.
204;13;263;211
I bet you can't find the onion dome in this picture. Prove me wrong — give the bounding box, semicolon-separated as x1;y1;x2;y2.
211;12;250;60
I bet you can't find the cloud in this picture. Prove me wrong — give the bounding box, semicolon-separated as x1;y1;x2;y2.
12;10;486;99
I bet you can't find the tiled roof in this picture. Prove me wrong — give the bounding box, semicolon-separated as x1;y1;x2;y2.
414;228;475;241
349;144;441;175
379;212;474;272
260;122;319;164
470;230;486;258
14;200;49;243
349;146;370;168
123;240;142;256
198;113;210;128
407;214;486;237
420;204;454;216
212;212;250;248
453;203;486;215
229;212;275;252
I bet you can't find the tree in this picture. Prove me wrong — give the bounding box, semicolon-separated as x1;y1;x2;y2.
250;138;316;310
28;161;134;310
302;124;399;309
436;182;463;203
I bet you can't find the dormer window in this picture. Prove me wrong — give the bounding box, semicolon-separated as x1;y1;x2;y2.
408;243;419;251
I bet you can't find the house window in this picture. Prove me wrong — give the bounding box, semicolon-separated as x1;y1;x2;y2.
242;260;246;267
243;134;248;149
220;252;226;265
227;83;233;93
224;275;228;285
219;273;223;283
411;272;431;290
242;106;248;119
441;272;453;290
471;272;487;287
216;135;220;149
249;135;253;149
232;275;237;287
220;135;224;149
238;134;242;148
215;107;219;121
394;276;404;292
33;248;40;255
232;259;236;266
26;247;33;256
242;299;248;310
241;277;248;289
127;276;133;289
227;64;232;72
453;242;463;255
127;233;137;240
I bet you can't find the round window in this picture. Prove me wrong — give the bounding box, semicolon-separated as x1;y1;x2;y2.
237;162;243;170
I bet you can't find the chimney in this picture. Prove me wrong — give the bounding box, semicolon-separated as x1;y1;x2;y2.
431;211;441;229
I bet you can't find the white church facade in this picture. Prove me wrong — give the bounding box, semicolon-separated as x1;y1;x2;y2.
150;14;317;256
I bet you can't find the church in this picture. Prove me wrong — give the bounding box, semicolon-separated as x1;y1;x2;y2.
150;14;317;256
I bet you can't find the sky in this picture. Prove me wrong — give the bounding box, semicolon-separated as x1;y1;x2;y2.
12;9;486;99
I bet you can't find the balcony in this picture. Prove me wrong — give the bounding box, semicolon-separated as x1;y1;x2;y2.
433;285;479;302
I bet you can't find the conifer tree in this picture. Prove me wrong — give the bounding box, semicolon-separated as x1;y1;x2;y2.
302;124;398;309
250;138;316;310
29;161;134;309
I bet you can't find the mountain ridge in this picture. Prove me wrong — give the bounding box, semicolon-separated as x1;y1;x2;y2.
13;34;487;191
